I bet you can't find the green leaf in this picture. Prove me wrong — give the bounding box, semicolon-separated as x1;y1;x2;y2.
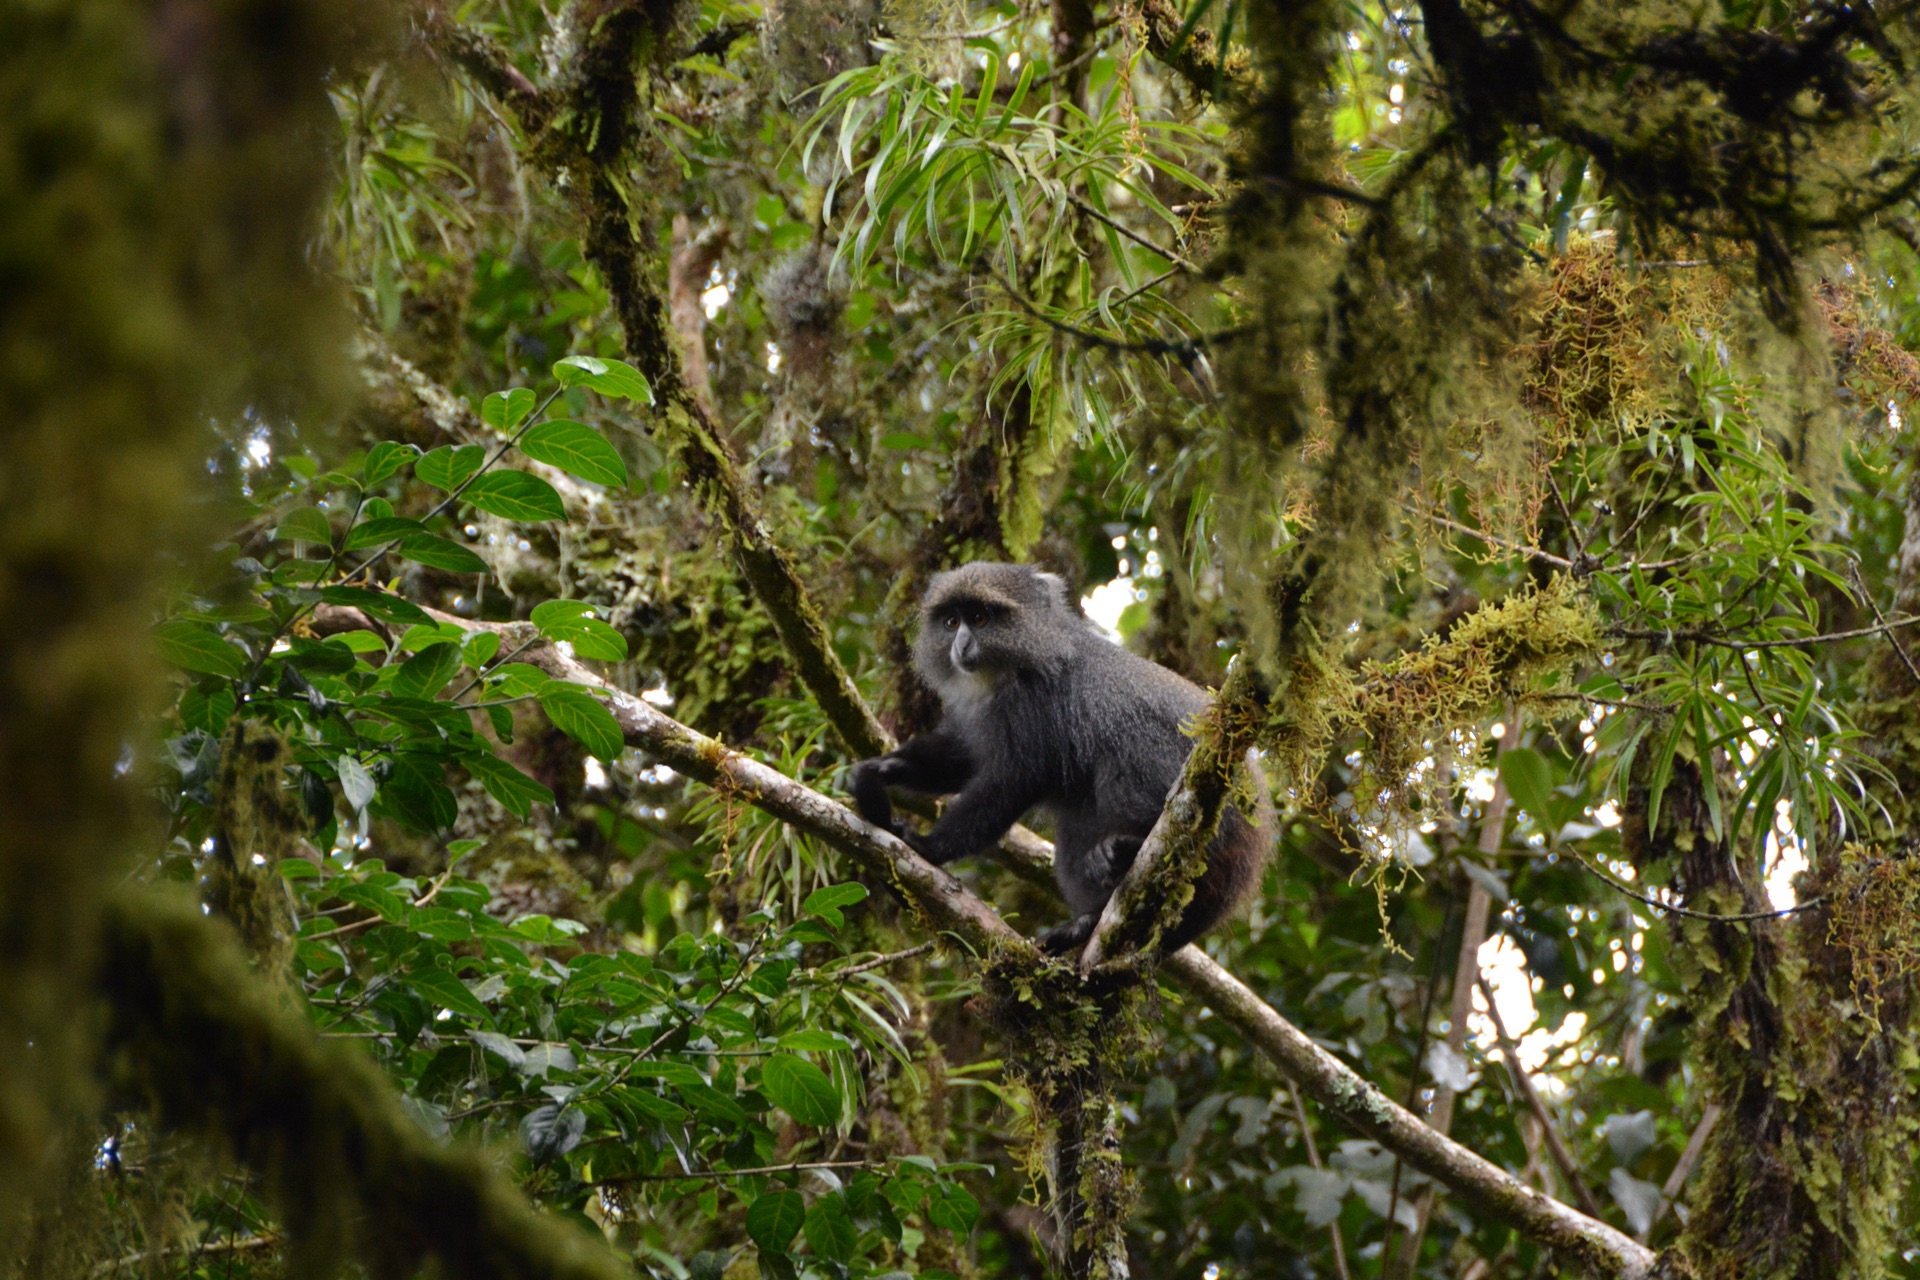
803;1195;856;1262
392;641;463;700
179;682;236;733
530;599;628;661
338;755;376;811
480;388;537;431
537;684;624;761
1498;748;1557;829
463;471;565;522
407;966;491;1021
274;506;334;546
396;533;490;575
463;631;501;668
343;516;425;551
925;1182;979;1232
379;755;459;832
761;1053;840;1127
363;441;419;487
486;663;551;698
155;620;247;678
466;752;555;819
746;1190;805;1255
777;1030;855;1052
320;586;433;626
416;444;487;491
519;421;629;487
552;355;654;403
802;882;870;930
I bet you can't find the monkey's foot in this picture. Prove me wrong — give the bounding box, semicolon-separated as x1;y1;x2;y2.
1035;913;1098;955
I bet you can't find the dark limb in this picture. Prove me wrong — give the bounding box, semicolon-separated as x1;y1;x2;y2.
913;773;1043;867
848;730;976;836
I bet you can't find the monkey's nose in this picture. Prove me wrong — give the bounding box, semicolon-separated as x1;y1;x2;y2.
951;632;979;670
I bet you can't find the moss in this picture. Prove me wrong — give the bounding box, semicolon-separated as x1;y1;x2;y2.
1261;578;1598;861
101;890;630;1280
0;0;379;1246
205;720;303;981
1626;753;1920;1280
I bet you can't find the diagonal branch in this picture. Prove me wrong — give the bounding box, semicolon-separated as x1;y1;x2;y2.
350;604;1653;1279
421;6;892;763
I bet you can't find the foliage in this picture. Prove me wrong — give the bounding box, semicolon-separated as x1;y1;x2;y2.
30;0;1920;1278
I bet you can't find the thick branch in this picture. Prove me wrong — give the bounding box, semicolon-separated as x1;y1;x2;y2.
1161;950;1653;1279
101;891;630;1280
421;8;892;762
358;606;1652;1278
1137;0;1241;101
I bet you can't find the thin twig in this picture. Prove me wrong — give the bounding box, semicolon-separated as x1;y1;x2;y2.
1412;508;1575;569
1061;189;1201;273
1852;563;1920;689
302;863;461;943
1607;614;1920;650
1288;1086;1353;1280
1476;974;1603;1218
819;940;935;979
1565;847;1823;922
1640;1103;1721;1241
621;1159;882;1183
92;1234;278;1276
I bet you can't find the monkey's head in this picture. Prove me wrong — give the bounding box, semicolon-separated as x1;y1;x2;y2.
914;562;1082;703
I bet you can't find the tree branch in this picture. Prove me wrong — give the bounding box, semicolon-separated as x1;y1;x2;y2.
344;604;1652;1278
421;6;893;763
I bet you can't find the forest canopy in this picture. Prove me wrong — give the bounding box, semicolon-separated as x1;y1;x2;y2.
7;2;1920;1280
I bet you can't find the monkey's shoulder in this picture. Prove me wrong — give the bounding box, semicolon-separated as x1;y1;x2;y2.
1068;633;1210;718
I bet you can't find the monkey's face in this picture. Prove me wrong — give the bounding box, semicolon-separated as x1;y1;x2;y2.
914;563;1079;701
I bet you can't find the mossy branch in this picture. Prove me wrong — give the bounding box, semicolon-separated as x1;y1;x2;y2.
100;891;632;1280
336;605;1654;1277
421;5;892;763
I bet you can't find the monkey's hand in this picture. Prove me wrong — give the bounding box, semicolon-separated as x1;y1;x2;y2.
848;757;903;831
1035;913;1099;956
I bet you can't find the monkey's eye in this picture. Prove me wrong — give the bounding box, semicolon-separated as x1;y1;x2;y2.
964;606;991;628
943;615;960;631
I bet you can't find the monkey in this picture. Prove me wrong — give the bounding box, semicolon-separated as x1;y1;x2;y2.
850;562;1271;955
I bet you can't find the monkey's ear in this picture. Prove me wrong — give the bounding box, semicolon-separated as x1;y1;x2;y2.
1035;571;1069;606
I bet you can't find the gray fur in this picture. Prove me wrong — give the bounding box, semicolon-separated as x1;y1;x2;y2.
850;562;1270;953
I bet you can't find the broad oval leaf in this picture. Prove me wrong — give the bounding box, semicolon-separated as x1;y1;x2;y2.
553;355;654;403
777;1030;855;1053
802;882;869;929
415;444;487;491
465;751;555;820
377;755;458;832
519;1103;586;1166
337;755;376;812
530;598;628;661
392;641;463;700
154;620;247;678
761;1052;840;1127
520;421;629;487
318;586;433;626
463;470;565;522
925;1182;980;1232
745;1190;805;1254
480;387;536;431
804;1195;856;1262
274;506;334;546
1498;747;1558;829
363;441;419;486
343;515;425;551
395;532;490;575
408;966;491;1021
536;684;624;761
